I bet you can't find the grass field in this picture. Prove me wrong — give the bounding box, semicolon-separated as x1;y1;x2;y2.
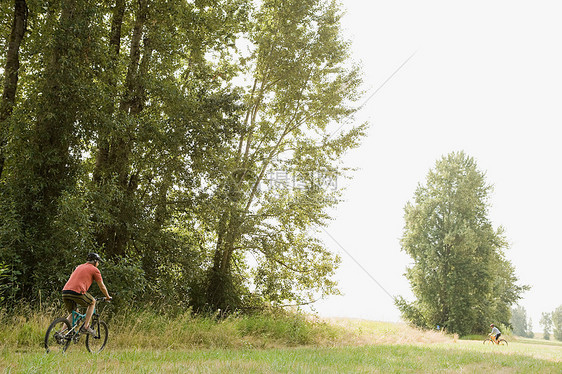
2;340;561;373
1;311;560;373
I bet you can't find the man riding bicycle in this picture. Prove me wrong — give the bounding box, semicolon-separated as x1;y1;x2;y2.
62;253;112;335
489;323;501;344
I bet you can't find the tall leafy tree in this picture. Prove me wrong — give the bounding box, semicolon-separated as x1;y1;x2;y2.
202;0;365;311
396;151;528;335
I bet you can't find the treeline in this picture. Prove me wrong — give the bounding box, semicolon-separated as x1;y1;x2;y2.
0;0;365;313
512;305;562;341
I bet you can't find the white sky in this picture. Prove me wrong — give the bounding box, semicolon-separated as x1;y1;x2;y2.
311;0;562;330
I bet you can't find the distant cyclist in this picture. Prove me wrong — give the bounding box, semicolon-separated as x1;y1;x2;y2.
489;324;501;344
62;253;112;335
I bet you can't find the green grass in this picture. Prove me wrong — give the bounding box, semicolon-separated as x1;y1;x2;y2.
1;308;561;373
1;342;561;373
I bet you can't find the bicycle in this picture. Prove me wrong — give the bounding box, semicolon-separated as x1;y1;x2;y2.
483;335;508;345
45;297;109;353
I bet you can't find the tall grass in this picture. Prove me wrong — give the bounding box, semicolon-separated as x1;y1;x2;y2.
0;304;56;349
0;304;343;351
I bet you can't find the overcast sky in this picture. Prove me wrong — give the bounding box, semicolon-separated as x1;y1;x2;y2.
311;0;562;330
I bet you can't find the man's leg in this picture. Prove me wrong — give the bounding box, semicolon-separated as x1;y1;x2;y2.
83;299;96;328
61;296;76;332
61;314;72;332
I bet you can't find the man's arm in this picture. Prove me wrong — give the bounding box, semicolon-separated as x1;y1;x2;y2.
96;280;112;299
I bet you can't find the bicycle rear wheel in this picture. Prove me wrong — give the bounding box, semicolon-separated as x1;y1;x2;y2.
498;338;508;346
86;320;108;353
45;317;72;353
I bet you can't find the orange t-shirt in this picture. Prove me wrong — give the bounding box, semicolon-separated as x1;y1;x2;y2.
63;263;102;294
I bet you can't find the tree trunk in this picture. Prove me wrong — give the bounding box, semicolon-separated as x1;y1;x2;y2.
206;208;242;312
109;0;126;56
94;0;149;258
0;0;27;178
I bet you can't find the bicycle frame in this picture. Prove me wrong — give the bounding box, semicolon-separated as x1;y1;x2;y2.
71;310;85;329
64;301;101;337
483;335;508;345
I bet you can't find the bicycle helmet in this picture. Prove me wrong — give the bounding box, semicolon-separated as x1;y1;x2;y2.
490;324;494;327
87;253;102;262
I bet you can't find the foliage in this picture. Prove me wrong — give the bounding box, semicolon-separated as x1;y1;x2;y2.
540;312;552;340
553;305;562;341
0;261;20;307
0;262;10;304
0;262;7;304
396;151;528;336
0;0;364;313
194;0;365;311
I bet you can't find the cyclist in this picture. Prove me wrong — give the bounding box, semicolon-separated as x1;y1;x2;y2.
62;253;112;335
489;323;501;344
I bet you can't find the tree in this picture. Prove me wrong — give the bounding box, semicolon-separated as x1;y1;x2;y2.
396;151;528;335
201;0;365;311
540;312;552;340
553;305;562;341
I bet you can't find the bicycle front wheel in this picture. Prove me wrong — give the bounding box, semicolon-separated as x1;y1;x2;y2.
482;338;493;345
45;317;72;353
86;320;108;353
